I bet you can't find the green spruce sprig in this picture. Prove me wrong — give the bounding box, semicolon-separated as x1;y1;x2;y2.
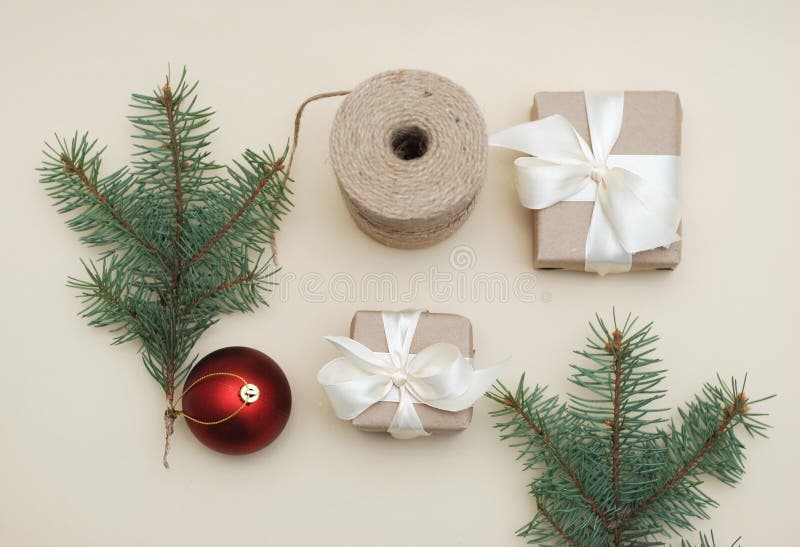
38;68;293;467
487;312;772;546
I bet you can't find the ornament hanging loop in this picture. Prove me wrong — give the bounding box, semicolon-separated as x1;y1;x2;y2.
171;372;256;426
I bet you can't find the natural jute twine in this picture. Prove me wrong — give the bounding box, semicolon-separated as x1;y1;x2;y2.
329;70;487;248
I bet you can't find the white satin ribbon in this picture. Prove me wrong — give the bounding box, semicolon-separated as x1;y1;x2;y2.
489;92;681;275
317;310;506;439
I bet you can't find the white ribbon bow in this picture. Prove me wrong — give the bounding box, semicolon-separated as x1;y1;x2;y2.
489;91;681;275
317;310;506;439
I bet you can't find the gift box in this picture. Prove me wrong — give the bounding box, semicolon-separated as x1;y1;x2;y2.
530;91;682;271
349;310;474;433
319;309;505;438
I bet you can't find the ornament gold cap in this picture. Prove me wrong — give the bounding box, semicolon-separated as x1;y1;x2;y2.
239;383;260;404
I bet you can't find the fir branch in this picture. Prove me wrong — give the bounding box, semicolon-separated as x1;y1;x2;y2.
488;312;772;546
39;67;293;467
489;378;613;529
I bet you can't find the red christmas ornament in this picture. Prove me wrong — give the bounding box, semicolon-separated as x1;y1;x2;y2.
181;347;291;455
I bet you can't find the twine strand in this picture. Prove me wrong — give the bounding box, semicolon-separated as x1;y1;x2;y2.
271;90;351;263
287;90;351;176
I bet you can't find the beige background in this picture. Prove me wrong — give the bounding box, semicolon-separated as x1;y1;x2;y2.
1;1;797;545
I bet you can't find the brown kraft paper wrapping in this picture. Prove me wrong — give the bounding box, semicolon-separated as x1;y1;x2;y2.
349;310;474;433
531;91;682;271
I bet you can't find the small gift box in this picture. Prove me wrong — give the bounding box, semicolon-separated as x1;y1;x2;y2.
490;91;683;274
318;310;505;439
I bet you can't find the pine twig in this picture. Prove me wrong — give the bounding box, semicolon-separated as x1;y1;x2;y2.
499;388;613;529
623;396;746;527
488;312;772;546
183;271;257;312
188;161;285;265
59;155;170;266
536;497;580;547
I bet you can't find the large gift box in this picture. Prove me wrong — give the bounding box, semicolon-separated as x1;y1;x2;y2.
532;92;682;271
491;91;683;274
318;310;504;438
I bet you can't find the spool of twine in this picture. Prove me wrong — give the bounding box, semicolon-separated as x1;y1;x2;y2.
329;70;487;248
